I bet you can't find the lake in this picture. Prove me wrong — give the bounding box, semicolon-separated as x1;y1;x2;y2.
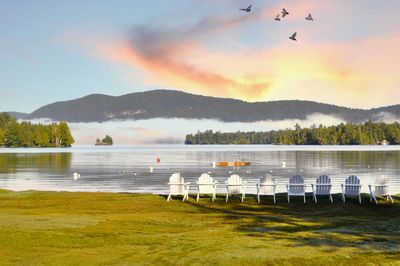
1;145;400;195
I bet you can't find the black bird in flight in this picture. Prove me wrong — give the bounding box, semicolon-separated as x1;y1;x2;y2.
240;5;252;12
281;8;289;17
289;32;297;41
305;13;313;21
275;14;281;21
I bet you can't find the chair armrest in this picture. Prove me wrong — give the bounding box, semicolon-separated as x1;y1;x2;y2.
311;184;315;193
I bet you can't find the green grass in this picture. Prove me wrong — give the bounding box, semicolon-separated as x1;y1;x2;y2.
0;190;400;265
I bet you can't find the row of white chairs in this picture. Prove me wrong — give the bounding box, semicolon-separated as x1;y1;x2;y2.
167;173;395;204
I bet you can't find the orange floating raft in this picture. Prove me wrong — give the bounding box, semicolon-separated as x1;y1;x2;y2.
216;161;251;167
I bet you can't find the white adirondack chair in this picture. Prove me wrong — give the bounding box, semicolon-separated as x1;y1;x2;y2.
368;175;394;204
286;175;306;203
311;175;333;203
256;174;276;203
225;174;246;202
196;173;217;202
341;175;362;203
167;173;190;201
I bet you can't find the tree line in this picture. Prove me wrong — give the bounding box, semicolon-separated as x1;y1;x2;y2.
185;121;400;145
0;112;74;147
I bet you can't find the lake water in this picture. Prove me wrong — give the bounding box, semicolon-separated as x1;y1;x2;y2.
1;145;400;195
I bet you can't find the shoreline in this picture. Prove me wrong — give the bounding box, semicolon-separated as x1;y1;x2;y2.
1;189;398;199
2;144;400;154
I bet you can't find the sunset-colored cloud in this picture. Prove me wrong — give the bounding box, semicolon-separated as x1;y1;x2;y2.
62;0;400;108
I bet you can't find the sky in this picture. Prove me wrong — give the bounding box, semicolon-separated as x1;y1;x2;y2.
1;0;400;113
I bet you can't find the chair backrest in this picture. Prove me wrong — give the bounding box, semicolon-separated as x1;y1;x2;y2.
344;175;361;195
315;175;332;194
288;175;305;194
169;173;185;194
258;174;275;195
227;174;243;194
197;173;215;194
374;175;390;196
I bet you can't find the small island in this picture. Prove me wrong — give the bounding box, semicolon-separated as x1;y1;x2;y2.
95;135;113;146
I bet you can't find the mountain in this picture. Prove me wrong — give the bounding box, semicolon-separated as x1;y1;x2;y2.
7;111;29;120
9;90;400;123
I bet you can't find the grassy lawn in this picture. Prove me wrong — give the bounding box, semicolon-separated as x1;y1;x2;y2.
0;190;400;265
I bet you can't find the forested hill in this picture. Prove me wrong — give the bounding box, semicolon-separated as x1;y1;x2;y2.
0;112;74;147
5;90;400;123
185;122;400;145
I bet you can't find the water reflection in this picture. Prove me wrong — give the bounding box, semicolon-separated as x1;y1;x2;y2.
0;153;71;174
0;146;399;194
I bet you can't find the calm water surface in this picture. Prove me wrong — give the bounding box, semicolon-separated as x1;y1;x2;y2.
1;145;400;194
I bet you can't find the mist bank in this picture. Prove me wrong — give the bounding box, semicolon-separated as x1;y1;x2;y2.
21;112;400;145
64;113;348;145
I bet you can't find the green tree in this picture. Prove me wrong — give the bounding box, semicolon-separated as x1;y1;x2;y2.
0;128;4;146
101;135;113;145
58;121;74;147
4;120;22;147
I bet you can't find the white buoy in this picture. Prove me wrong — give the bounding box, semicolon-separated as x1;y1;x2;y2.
149;167;154;173
73;172;80;180
134;173;137;176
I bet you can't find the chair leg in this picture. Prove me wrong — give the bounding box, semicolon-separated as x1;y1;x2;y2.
330;194;333;203
241;193;244;202
287;194;290;203
167;194;172;202
359;194;362;204
196;192;200;202
257;194;260;203
212;193;215;202
373;194;378;205
226;193;229;203
304;194;306;204
313;194;317;203
342;194;345;203
273;194;276;204
389;195;394;204
183;194;186;201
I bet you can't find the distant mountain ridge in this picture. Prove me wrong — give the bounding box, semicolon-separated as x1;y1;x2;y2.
6;90;400;123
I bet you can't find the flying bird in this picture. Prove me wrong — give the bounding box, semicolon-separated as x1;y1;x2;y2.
240;5;252;12
275;14;281;21
306;13;313;21
289;32;297;41
281;8;289;17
